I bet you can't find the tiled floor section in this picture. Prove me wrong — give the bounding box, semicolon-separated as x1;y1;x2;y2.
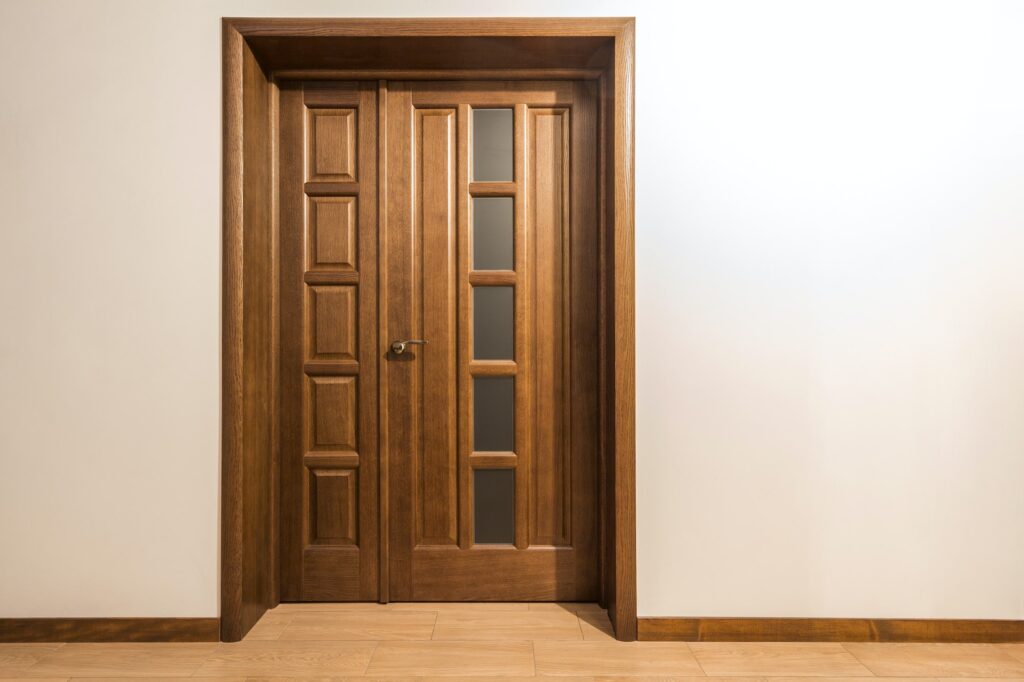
3;603;1024;679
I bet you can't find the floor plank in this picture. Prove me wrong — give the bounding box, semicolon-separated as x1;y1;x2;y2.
365;641;535;677
844;643;1024;677
0;644;65;678
277;611;436;641
534;641;704;676
15;643;215;678
242;614;295;642
390;603;530;612
431;610;582;641
689;643;872;677
1002;645;1024;664
578;610;616;641
191;642;376;677
269;602;393;613
526;603;602;614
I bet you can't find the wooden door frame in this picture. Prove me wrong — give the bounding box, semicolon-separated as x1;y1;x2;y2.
221;17;636;642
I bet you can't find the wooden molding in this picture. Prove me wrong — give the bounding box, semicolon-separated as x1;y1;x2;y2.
638;617;1024;643
0;618;220;643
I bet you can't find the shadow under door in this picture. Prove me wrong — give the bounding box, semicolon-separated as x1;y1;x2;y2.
279;79;599;602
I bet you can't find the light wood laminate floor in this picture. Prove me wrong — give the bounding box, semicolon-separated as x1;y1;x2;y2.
3;603;1024;679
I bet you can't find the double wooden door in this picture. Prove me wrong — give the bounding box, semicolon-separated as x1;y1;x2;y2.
279;79;598;602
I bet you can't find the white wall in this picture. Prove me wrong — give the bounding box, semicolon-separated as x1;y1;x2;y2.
0;0;1021;619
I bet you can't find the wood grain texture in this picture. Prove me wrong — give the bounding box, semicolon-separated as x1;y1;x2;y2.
227;17;639;38
365;641;534;677
845;642;1024;676
193;641;376;677
533;640;703;677
14;643;218;677
276;68;605;80
639;618;1024;643
221;17;246;645
279;81;379;603
376;78;391;605
604;17;637;642
221;20;278;643
245;35;613;73
277;611;436;640
0;619;219;643
431;610;582;640
386;80;599;602
689;642;873;677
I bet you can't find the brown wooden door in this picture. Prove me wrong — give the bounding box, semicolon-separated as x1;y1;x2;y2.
278;81;380;600
279;79;599;602
383;81;600;601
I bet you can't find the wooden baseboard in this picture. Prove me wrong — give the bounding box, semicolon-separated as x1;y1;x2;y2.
0;618;220;643
638;617;1024;643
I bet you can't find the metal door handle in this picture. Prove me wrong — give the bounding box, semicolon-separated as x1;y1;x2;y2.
390;339;428;355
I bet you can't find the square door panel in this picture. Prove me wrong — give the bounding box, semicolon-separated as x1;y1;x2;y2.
311;468;358;545
307;108;357;182
307;285;357;362
309;197;357;271
307;376;358;452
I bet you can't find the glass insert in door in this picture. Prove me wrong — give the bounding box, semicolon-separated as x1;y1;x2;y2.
474;468;515;544
472;109;513;181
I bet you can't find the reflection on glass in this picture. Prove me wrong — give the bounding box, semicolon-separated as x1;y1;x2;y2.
474;468;515;544
472;109;513;182
473;377;514;452
473;197;513;270
473;287;513;360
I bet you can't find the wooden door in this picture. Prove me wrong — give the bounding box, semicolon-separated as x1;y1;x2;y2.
383;81;600;601
278;81;380;600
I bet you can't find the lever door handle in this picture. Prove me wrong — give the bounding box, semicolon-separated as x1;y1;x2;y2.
390;339;428;355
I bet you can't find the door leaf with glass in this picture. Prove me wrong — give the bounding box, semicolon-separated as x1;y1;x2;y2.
384;81;599;601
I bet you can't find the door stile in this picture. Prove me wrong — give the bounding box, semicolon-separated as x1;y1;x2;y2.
569;80;601;589
383;81;412;600
456;103;472;551
376;78;390;603
512;102;531;551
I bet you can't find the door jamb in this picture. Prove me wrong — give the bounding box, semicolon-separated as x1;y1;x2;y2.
222;17;636;642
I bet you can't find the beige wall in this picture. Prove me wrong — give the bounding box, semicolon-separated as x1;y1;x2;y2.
0;0;1021;619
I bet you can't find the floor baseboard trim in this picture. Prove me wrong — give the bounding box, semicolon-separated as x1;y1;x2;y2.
0;617;221;643
638;617;1024;643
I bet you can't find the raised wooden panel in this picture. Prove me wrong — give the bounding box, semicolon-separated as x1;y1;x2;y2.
301;546;361;600
309;197;357;271
311;469;358;545
308;285;357;361
307;108;357;182
529;108;570;547
415;107;459;547
308;376;358;452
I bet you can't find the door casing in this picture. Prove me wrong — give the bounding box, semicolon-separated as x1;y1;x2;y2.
221;17;636;642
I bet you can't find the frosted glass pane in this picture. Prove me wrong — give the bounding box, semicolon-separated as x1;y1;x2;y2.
474;469;515;544
473;197;513;270
473;377;514;452
473;286;513;360
473;109;513;181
